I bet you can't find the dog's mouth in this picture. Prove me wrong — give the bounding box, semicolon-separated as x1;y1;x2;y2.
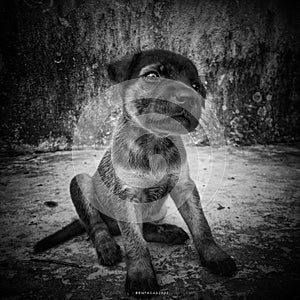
148;108;198;133
170;110;189;123
127;98;200;133
147;108;189;123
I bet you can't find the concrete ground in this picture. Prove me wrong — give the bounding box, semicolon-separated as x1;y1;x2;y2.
0;144;299;299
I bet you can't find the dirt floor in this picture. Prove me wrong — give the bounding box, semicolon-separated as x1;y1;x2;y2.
0;144;299;300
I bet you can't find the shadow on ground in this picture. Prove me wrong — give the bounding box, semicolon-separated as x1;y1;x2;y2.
0;144;299;299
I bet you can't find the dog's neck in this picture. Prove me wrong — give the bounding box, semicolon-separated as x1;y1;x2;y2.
111;113;187;172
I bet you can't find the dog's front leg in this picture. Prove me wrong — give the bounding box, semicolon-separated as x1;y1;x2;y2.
170;177;237;276
115;197;159;297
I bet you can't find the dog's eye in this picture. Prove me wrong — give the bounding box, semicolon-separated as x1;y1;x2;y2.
143;71;160;80
192;82;206;98
192;82;201;92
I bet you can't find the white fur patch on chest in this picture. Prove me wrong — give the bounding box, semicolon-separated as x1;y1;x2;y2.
116;165;169;189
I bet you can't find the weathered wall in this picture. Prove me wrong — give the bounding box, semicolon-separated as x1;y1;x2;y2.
1;0;300;150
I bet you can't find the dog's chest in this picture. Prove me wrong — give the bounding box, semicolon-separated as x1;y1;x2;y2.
114;148;180;202
96;144;182;202
128;137;181;170
116;165;179;202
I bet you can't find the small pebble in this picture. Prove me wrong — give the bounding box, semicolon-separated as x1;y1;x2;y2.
44;201;58;208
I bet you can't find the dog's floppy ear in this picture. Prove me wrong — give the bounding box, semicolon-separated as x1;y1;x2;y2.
107;53;139;83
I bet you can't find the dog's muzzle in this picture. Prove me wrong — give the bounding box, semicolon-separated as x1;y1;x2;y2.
124;78;203;134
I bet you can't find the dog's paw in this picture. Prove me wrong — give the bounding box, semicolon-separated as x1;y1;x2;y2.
200;243;237;276
159;224;189;244
125;269;159;299
143;223;189;245
95;237;122;266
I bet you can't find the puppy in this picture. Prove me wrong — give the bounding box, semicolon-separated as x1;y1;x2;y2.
35;49;237;298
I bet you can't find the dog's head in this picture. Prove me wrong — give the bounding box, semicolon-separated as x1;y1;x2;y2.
107;49;206;135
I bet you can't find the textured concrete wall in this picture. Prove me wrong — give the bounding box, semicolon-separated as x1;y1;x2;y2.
1;0;299;150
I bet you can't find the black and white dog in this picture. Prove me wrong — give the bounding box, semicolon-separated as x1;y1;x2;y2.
35;49;237;298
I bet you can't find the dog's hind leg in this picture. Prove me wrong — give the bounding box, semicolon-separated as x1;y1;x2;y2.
70;173;122;266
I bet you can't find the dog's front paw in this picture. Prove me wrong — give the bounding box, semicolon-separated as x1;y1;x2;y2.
125;267;159;299
200;243;237;276
95;237;122;266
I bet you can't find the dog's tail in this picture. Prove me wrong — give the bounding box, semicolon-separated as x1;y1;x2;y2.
34;219;86;253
